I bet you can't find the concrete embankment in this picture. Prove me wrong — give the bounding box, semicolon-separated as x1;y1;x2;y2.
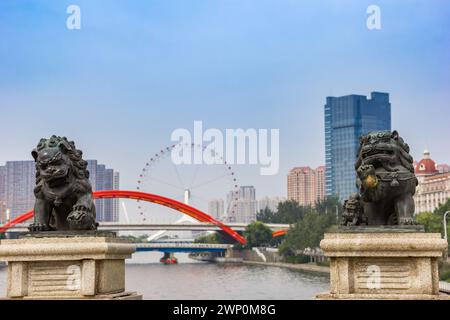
242;260;329;274
231;248;330;274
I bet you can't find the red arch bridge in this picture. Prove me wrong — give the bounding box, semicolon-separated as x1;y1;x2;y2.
0;190;288;244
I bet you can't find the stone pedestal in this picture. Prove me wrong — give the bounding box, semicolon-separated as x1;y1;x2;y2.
0;234;142;299
316;230;449;300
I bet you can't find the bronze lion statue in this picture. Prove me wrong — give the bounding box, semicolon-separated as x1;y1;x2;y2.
29;136;98;232
342;130;418;226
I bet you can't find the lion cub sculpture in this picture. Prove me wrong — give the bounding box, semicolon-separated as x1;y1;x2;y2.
29;136;98;232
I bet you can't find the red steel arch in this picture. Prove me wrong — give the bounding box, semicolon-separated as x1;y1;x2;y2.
272;229;287;238
0;190;246;244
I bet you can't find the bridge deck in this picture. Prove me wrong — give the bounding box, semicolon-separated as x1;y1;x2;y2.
5;222;290;233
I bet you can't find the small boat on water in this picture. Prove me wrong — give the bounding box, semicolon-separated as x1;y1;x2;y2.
160;257;178;265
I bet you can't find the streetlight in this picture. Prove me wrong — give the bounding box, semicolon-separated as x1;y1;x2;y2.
444;211;449;241
444;211;449;261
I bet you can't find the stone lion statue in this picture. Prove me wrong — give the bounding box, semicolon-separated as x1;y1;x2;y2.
342;130;418;226
29;136;98;232
341;194;367;226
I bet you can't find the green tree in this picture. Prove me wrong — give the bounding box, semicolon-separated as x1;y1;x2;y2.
269;233;285;247
416;209;449;252
194;232;224;244
243;221;273;248
279;210;336;258
257;207;276;223
434;201;450;245
315;196;343;216
434;198;450;216
415;211;442;233
274;200;307;224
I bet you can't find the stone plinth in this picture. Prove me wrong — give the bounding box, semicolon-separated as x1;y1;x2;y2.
316;231;449;300
0;234;141;300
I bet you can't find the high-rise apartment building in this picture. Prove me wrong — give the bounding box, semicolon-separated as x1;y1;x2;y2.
325;92;391;201
287;166;325;206
0;166;6;223
86;160;120;222
3;161;36;219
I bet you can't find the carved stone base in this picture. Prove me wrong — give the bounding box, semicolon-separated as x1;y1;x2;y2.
316;232;449;300
0;235;142;300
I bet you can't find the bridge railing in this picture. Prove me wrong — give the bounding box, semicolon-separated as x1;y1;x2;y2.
440;281;450;294
136;243;231;249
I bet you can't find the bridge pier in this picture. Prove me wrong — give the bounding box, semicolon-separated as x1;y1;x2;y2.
0;233;141;299
225;246;234;258
160;252;178;265
316;231;449;300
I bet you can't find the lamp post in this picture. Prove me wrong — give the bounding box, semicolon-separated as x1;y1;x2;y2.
444;211;449;261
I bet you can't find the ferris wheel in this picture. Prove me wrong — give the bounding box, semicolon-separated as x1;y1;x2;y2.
135;142;240;238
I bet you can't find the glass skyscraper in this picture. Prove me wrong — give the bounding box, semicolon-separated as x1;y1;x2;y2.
324;92;391;201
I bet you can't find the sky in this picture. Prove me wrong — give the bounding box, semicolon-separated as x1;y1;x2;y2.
0;0;449;212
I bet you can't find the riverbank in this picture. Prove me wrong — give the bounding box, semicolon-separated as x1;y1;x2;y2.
230;248;330;274
242;260;330;274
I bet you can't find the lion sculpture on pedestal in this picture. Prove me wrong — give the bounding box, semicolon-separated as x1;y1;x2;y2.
342;130;418;226
29;136;98;232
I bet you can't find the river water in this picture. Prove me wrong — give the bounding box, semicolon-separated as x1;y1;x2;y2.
0;252;329;300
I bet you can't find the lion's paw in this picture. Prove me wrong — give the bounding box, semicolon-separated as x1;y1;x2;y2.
67;206;96;230
28;223;53;232
398;217;418;225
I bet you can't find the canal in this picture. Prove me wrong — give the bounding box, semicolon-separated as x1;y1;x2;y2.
0;252;330;299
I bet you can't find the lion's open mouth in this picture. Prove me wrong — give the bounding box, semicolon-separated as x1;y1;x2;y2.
361;147;396;166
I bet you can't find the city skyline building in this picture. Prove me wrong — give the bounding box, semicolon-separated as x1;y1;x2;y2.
226;186;257;223
0;166;6;223
437;163;450;174
324;92;391;201
414;149;450;213
2;161;35;220
287;166;326;206
87;160;120;223
208;199;224;220
257;196;286;212
113;172;120;222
